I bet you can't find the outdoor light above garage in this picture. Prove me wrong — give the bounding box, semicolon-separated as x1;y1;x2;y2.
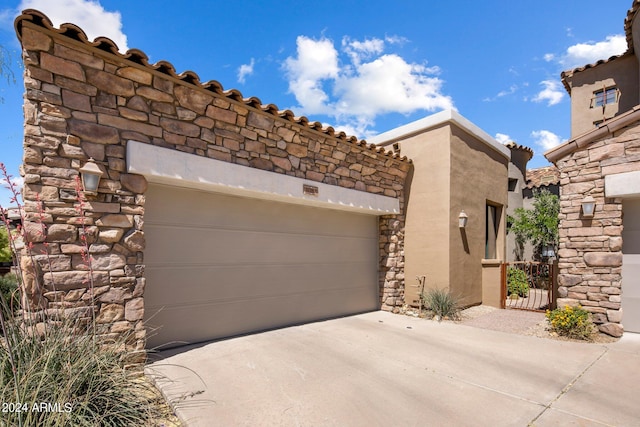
458;210;468;228
581;195;596;218
79;158;103;196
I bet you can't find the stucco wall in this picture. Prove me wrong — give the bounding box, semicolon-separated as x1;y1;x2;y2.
450;126;508;306
382;122;508;307
569;55;639;138
16;11;410;354
554;122;640;337
394;124;451;305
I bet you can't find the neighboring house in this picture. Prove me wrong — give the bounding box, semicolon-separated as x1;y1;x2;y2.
369;110;510;309
545;0;640;337
521;165;560;260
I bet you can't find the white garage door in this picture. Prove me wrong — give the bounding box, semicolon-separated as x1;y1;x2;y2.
144;184;379;349
623;199;640;333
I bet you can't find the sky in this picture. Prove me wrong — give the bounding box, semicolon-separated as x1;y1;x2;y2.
0;0;634;207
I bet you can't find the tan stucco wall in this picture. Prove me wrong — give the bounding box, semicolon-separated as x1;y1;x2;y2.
450;126;508;306
395;124;451;305
389;123;508;307
569;55;639;137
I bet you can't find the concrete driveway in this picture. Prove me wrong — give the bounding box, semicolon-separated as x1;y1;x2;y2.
147;311;640;426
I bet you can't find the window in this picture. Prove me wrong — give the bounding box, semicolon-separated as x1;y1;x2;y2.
592;87;617;108
508;178;518;192
485;204;499;259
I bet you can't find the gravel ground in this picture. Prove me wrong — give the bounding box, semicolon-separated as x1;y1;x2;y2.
407;305;619;343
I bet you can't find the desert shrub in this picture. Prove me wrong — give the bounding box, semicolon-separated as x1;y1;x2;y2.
0;273;19;314
507;267;529;298
546;305;596;340
421;288;459;320
0;308;174;426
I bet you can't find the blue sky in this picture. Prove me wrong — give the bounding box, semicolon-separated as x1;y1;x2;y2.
0;0;634;207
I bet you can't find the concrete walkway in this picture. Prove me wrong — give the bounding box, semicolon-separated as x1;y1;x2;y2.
147;311;640;426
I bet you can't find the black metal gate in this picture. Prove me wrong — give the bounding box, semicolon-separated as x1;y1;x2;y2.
501;261;558;312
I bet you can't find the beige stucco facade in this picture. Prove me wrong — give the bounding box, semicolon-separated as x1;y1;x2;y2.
564;54;639;138
370;111;510;308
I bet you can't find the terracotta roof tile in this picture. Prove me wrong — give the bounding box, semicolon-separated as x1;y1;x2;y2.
625;0;640;50
525;166;559;189
505;141;534;159
14;9;410;163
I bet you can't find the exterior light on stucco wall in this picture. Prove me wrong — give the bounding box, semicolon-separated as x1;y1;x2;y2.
581;195;596;218
79;158;103;196
458;210;468;228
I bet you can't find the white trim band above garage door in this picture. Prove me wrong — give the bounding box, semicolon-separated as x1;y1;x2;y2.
127;140;400;215
605;170;640;198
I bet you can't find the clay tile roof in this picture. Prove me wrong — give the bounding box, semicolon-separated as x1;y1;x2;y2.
505;141;534;159
525;166;559;189
625;0;640;49
562;0;640;94
14;9;410;163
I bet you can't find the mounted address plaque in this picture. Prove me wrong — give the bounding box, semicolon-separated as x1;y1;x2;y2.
303;184;319;196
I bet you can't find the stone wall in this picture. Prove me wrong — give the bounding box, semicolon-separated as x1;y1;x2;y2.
16;11;410;353
555;123;640;337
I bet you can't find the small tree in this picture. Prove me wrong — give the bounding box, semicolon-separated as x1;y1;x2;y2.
507;188;559;261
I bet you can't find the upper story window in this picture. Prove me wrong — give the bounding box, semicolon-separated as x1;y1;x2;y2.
591;87;618;108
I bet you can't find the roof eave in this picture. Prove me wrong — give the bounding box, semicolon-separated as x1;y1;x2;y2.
545;104;640;163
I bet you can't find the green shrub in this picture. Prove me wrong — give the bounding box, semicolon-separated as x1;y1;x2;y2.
546;305;596;340
0;273;19;314
0;228;12;263
507;267;529;298
0;308;174;426
421;288;459;320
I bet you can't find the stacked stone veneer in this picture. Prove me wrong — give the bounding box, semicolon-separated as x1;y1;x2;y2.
15;11;410;353
555;123;640;337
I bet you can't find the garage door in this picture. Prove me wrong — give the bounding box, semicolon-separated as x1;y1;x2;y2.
144;184;379;349
623;199;640;333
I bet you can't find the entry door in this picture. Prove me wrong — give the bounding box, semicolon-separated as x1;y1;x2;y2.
622;199;640;332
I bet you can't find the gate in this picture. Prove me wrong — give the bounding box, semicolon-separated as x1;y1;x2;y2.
501;261;558;312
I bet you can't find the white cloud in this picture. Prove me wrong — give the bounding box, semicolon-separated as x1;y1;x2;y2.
532;80;564;106
531;130;566;150
484;84;518;102
283;35;453;137
559;35;626;69
543;53;555;62
284;36;339;116
17;0;128;51
495;133;511;144
0;176;23;208
342;36;384;65
237;58;255;84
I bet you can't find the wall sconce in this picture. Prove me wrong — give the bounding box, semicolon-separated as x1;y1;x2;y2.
79;158;103;195
581;195;596;218
458;210;468;228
